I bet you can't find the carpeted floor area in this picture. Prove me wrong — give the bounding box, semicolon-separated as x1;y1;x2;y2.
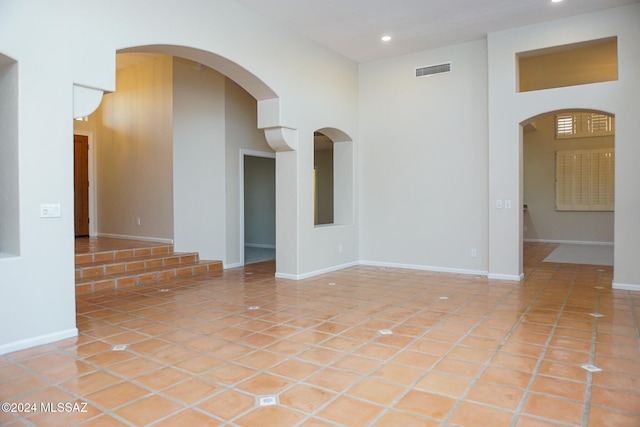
543;243;613;266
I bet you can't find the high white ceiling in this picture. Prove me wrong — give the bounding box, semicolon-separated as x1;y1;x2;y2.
233;0;639;63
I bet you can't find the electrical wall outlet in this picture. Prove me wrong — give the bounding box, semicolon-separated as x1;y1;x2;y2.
471;248;477;257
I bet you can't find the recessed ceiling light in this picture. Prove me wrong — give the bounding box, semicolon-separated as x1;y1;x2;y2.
381;35;392;42
551;0;563;3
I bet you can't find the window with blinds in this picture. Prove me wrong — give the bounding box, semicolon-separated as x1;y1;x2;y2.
556;112;614;139
556;149;614;211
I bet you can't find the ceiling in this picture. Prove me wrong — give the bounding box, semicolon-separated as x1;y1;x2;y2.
233;0;639;63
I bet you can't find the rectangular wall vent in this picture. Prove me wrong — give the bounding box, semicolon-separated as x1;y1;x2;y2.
415;62;451;78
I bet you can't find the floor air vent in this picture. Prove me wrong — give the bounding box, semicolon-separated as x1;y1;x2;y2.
415;62;451;78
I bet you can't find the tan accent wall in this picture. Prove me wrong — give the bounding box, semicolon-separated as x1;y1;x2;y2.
519;37;617;92
95;55;175;240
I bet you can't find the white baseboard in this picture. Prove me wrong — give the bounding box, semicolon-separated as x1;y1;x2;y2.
524;239;613;246
277;260;489;281
275;261;360;280
612;282;640;291
98;233;174;244
488;273;525;281
360;260;488;277
0;328;78;356
224;262;243;270
245;243;276;249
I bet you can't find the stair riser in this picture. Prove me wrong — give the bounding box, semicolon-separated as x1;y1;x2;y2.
76;254;199;279
76;262;222;295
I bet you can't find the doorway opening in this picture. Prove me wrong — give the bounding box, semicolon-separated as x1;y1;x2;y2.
73;132;97;238
522;110;614;268
74;134;89;237
241;150;276;265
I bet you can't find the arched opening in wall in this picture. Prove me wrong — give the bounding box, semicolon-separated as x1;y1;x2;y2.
0;54;19;257
73;46;278;276
313;128;354;227
521;110;614;269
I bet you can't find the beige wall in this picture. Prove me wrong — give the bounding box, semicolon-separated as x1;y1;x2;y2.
84;56;272;265
523;113;614;243
173;57;226;259
96;55;175;241
519;37;617;92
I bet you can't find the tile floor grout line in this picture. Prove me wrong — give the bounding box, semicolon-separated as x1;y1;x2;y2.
348;278;524;426
261;280;475;426
626;286;640;348
5;245;638;427
72;304;293;424
438;267;562;427
508;264;579;427
300;278;517;425
8;352;146;427
581;268;605;427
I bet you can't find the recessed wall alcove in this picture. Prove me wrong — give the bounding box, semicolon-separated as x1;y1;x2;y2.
0;54;19;256
313;127;354;227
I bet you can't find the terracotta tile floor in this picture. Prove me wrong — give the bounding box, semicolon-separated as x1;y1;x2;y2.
74;237;167;255
2;241;639;426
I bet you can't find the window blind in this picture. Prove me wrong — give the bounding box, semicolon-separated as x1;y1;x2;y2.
556;149;614;211
556;112;614;139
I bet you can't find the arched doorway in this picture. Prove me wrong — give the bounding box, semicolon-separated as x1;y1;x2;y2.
78;45;288;269
521;109;614;271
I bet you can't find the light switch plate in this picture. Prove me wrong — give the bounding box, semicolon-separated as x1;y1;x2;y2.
40;204;61;218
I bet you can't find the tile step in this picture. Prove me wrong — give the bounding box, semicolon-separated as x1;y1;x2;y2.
75;260;223;294
76;252;200;279
74;244;175;265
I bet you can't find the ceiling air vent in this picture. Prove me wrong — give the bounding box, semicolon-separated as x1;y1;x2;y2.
415;62;451;78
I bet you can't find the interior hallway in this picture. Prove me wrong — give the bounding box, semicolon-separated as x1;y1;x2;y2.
0;241;638;426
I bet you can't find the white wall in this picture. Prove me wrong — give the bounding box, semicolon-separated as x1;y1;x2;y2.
359;40;489;274
0;0;359;353
523;114;614;243
225;79;275;267
487;4;640;287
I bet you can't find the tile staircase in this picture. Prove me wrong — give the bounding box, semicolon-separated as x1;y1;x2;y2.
75;243;222;294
